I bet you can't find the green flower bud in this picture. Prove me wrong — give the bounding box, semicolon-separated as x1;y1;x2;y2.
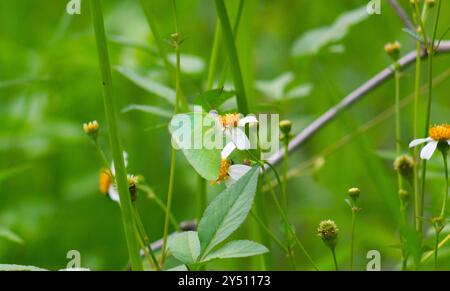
348;187;360;202
384;41;401;61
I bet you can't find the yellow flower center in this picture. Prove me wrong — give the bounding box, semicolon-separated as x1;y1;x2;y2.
429;124;450;141
221;113;240;128
214;159;230;184
99;168;112;194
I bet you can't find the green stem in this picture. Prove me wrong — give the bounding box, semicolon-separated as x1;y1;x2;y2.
89;0;143;271
421;0;442;225
197;175;207;221
413;39;422;232
207;23;222;90
133;206;161;270
250;210;288;253
331;248;339;271
214;0;249;114
350;210;356;270
161;43;181;265
139;0;189;112
94;140;110;170
261;164;318;270
434;228;440;270
440;151;448;218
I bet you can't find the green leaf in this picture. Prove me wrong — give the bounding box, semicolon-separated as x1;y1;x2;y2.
0;227;24;245
169;112;221;180
122;104;172;118
202;240;268;262
168;231;200;264
198;166;259;257
194;88;235;111
0;264;47;271
167;53;205;75
115;66;175;105
292;6;369;57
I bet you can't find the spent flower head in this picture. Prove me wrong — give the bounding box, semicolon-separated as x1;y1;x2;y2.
393;155;415;180
318;220;339;249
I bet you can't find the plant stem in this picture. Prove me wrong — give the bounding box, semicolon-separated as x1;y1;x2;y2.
133;206;161;270
331;248;339;271
261;164;318;270
207;23;222;90
420;0;442;224
434;228;440;270
161;40;181;266
214;0;249;114
350;209;356;270
89;0;143;271
139;0;189;112
413;40;422;232
250;210;288;254
440;152;448;218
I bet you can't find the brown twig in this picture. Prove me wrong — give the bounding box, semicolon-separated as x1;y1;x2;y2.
267;41;450;167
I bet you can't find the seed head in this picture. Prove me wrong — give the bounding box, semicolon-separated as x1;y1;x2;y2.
393;155;415;180
318;220;339;249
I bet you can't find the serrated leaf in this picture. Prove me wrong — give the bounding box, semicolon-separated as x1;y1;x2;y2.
168;231;200;264
122;104;172;118
292;6;369;57
115;66;175;105
194;88;235;111
169;112;221;180
0;264;47;271
202;240;268;262
198;166;259;257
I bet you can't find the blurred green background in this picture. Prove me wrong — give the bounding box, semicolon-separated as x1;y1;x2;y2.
1;0;450;270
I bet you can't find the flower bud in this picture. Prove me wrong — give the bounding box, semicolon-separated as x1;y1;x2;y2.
426;0;436;8
127;175;139;202
318;220;339;249
83;120;99;141
279;120;293;142
384;41;401;61
348;187;360;202
393;155;415;180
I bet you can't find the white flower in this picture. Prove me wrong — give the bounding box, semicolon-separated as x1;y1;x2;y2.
210;111;258;150
409;124;450;160
214;142;252;187
99;151;129;203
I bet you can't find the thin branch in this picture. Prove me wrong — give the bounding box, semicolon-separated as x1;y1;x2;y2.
268;41;450;167
388;0;415;31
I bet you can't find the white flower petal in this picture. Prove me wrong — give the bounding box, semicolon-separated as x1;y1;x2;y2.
108;184;120;203
111;151;129;175
420;140;438;160
409;137;432;148
448;139;450;146
224;177;236;188
228;164;252;181
230;128;250;150
238;116;258;127
221;142;236;159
